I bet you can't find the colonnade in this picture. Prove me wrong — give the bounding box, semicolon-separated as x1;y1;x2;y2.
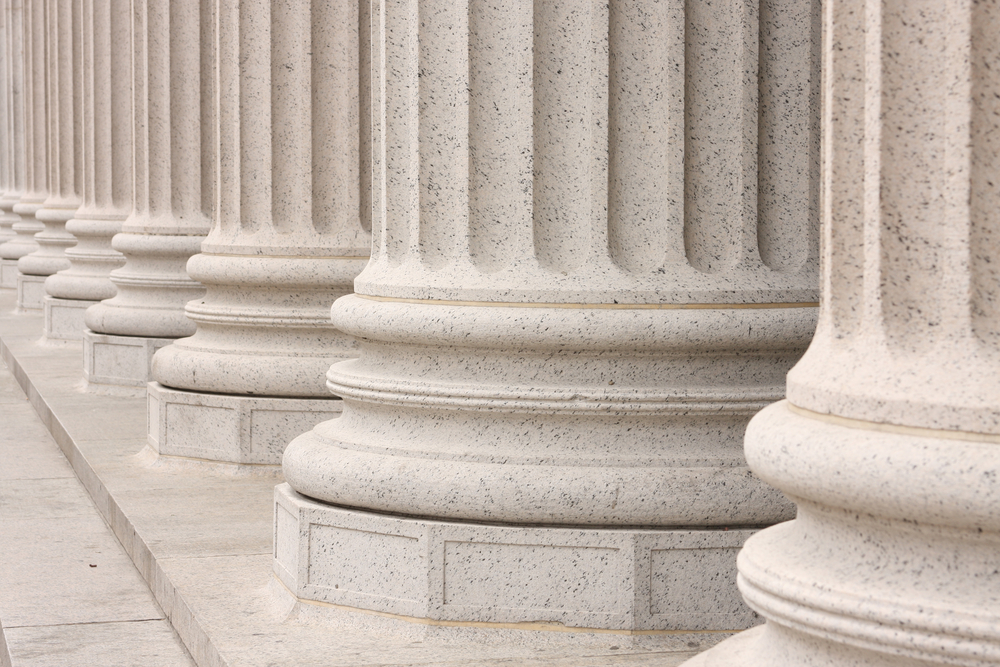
0;0;993;662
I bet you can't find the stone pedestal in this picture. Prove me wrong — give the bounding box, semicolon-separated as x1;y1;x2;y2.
683;0;1000;664
280;0;821;631
42;296;91;340
149;0;370;464
148;383;343;466
82;329;172;389
45;0;130;339
15;272;44;310
83;0;212;385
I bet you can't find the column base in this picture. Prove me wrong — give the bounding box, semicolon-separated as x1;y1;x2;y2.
83;330;174;389
147;383;342;465
273;483;761;632
0;259;18;288
16;274;46;311
43;296;98;340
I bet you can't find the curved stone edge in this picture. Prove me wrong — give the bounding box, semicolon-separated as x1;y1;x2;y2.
148;382;343;465
273;482;762;632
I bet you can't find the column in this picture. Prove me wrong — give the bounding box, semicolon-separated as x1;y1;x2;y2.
83;0;212;390
17;0;81;312
0;1;20;258
43;0;130;340
683;0;1000;665
276;0;821;633
146;0;369;465
0;0;26;288
3;0;45;295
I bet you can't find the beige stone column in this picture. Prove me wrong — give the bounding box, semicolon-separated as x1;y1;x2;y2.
277;0;820;634
4;0;45;297
83;0;212;389
0;1;19;255
146;0;370;464
17;0;82;312
0;0;26;288
43;0;130;340
683;0;1000;664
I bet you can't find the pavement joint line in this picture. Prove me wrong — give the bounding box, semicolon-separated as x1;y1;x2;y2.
2;618;167;630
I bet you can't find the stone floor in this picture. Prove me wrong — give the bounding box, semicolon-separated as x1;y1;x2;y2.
0;287;722;666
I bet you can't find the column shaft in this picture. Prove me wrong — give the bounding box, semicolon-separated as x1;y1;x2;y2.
278;0;821;632
684;0;1000;664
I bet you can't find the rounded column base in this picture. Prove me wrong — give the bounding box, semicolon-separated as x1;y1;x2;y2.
17;205;78;277
147;382;343;465
274;483;761;632
684;401;1000;667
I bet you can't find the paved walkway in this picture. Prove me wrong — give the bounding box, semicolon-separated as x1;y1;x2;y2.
0;354;194;666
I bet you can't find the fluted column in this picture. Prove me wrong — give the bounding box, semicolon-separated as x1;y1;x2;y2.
43;0;129;339
683;0;1000;665
146;0;369;464
0;0;26;288
0;1;20;255
82;0;212;388
17;0;82;311
276;0;820;633
3;0;45;293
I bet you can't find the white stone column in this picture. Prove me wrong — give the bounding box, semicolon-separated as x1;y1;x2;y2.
683;0;1000;665
0;1;19;255
17;0;81;312
276;0;820;633
43;0;129;340
0;0;27;288
146;0;369;465
3;0;45;296
83;0;212;389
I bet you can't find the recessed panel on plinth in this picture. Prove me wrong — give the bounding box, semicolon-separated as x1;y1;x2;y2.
148;383;343;465
43;296;96;340
274;484;759;632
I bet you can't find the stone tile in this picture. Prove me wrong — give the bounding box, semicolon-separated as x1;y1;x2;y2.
2;620;194;667
0;478;95;519
0;515;164;628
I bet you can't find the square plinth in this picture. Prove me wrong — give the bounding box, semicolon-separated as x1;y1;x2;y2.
148;382;343;465
274;483;760;632
44;297;98;340
16;273;46;311
83;330;175;388
0;258;18;288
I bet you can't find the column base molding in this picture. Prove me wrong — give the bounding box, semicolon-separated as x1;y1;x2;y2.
273;483;761;632
43;296;97;340
16;274;46;311
0;259;18;288
83;330;175;389
147;383;342;465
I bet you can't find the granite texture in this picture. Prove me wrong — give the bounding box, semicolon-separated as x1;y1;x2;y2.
275;483;759;631
14;272;42;310
147;382;342;466
0;259;17;288
43;295;94;340
45;0;129;304
0;0;23;252
151;0;370;400
2;0;46;268
17;0;80;281
283;0;820;631
82;329;173;389
83;0;210;340
686;1;1000;665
